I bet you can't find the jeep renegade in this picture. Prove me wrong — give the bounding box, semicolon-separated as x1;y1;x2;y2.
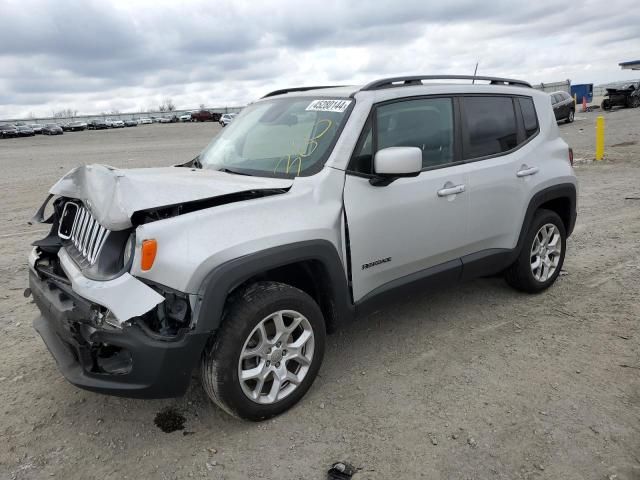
28;75;577;420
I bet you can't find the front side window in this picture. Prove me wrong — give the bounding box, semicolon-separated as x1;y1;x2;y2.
376;98;454;169
463;96;518;159
349;118;373;173
199;97;352;178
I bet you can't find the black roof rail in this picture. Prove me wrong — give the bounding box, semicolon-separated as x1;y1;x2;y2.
262;85;347;98
359;75;532;91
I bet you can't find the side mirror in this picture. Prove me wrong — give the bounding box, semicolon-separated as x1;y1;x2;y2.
371;147;422;186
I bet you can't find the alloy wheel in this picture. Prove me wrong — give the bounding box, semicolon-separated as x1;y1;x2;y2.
238;310;315;404
530;223;562;282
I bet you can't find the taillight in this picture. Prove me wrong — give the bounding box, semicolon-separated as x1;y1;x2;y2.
568;147;574;166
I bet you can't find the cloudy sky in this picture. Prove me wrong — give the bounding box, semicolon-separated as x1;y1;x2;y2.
1;0;639;119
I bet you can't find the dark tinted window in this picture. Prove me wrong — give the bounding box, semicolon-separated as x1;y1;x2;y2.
463;96;518;159
349;119;373;173
376;98;454;168
518;97;538;138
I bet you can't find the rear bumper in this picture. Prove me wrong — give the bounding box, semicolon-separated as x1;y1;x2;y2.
30;268;208;398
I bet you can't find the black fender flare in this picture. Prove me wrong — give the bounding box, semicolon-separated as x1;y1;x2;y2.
192;240;354;334
513;183;577;258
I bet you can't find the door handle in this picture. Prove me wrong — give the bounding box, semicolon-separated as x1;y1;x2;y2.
437;184;465;197
516;166;539;177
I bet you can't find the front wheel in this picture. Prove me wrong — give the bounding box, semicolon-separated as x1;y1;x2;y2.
201;281;326;421
505;209;566;293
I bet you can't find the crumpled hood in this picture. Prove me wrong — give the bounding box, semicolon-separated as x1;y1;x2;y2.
50;164;293;230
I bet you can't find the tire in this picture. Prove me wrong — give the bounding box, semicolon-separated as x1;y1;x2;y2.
631;96;640;109
565;109;574;123
201;281;326;421
505;209;566;293
602;99;611;111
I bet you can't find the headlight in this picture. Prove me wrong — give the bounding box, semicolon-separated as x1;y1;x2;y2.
123;233;135;268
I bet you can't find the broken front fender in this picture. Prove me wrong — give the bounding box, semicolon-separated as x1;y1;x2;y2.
58;247;164;325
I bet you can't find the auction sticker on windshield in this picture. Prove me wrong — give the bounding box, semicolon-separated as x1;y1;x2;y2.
306;99;352;113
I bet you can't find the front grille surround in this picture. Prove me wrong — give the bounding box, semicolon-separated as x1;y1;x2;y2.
59;203;110;266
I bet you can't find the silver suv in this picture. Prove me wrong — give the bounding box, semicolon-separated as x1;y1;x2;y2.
28;75;577;420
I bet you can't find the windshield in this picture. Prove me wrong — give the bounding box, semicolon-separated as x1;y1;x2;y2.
198;97;353;178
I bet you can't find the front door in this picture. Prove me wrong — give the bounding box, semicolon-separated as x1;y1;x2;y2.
343;97;470;302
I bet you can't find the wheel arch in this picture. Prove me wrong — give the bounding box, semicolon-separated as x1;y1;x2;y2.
192;240;354;336
515;183;577;257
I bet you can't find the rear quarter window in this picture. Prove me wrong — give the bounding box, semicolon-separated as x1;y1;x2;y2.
518;97;539;139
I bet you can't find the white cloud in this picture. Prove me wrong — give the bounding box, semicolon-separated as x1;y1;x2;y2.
0;0;639;119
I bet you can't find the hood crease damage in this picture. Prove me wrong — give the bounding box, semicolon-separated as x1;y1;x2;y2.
48;164;294;230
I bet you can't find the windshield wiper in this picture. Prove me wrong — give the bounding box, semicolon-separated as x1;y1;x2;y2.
180;156;202;168
218;167;252;176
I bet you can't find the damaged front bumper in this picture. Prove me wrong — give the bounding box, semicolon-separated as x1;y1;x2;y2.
29;248;209;398
55;247;165;326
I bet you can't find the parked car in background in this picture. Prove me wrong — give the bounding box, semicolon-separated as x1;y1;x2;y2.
16;125;35;136
219;113;237;127
138;117;153;125
59;123;72;132
158;117;171;124
179;113;192;122
601;81;640;110
124;119;138;127
42;123;64;135
0;124;19;138
190;110;216;122
29;124;44;134
87;120;108;130
68;121;87;131
550;91;575;123
107;119;125;128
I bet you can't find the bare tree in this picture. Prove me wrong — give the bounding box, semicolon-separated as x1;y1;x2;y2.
164;98;176;112
53;108;78;119
199;103;206;110
158;103;167;112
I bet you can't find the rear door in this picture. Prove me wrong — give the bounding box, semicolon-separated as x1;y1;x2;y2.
344;96;471;302
462;95;534;260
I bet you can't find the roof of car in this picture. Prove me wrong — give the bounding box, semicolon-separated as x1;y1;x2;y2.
261;75;533;100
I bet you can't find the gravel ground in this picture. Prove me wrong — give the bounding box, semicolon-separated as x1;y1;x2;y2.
0;111;639;480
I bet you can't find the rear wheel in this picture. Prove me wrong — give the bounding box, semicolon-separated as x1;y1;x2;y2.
602;99;612;110
201;281;325;421
565;109;574;123
631;96;640;108
505;209;566;293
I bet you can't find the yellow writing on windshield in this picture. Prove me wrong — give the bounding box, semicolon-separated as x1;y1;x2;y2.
274;119;333;176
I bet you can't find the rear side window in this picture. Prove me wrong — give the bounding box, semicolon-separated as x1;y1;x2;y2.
518;97;539;138
463;96;518;159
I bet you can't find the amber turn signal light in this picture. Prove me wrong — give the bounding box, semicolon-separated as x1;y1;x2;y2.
141;239;157;271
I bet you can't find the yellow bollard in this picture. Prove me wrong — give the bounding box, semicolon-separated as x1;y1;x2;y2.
595;116;605;161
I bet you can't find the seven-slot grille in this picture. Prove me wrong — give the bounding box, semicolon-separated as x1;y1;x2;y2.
58;202;110;265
